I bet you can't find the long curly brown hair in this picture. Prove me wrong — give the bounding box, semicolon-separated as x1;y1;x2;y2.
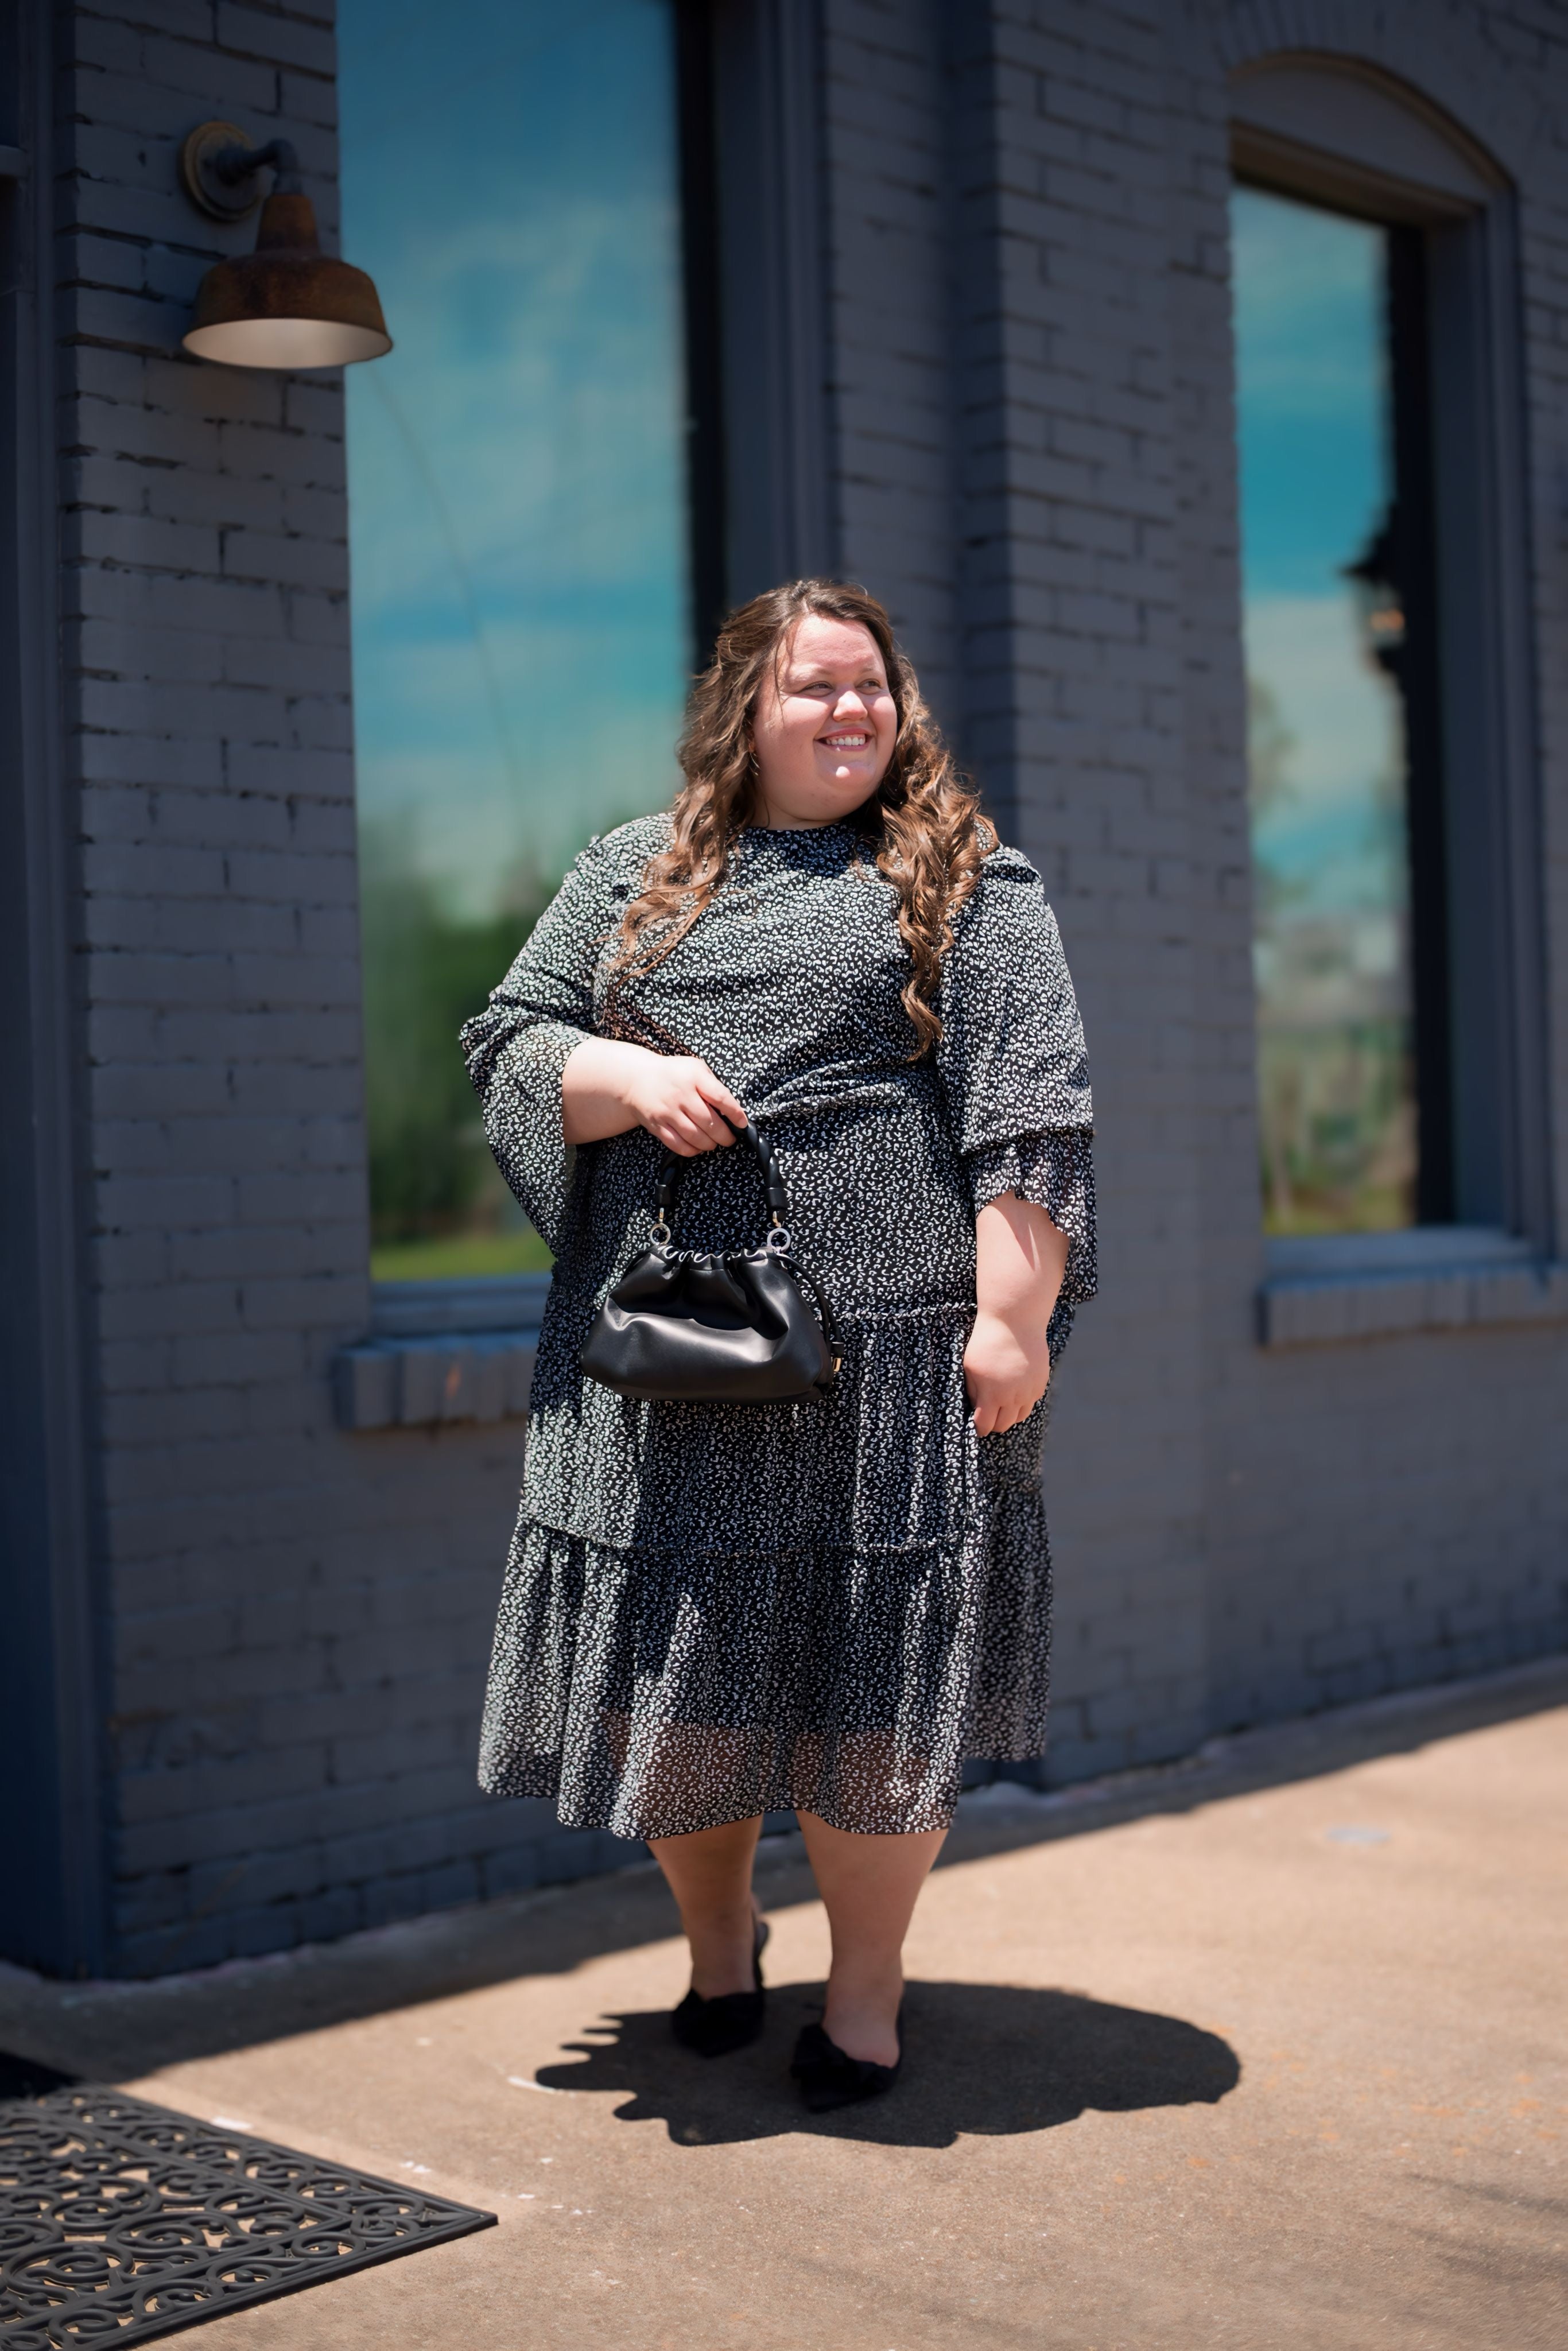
604;579;995;1057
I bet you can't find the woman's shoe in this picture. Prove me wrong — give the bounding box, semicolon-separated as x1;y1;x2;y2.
790;2011;902;2113
670;1917;770;2058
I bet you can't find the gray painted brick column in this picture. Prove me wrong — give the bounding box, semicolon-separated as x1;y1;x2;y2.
51;0;593;1976
825;0;1210;1777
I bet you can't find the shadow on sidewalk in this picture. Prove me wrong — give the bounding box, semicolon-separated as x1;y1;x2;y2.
533;1979;1239;2147
6;1659;1559;2085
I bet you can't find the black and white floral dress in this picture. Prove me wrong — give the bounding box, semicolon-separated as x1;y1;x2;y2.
460;816;1095;1839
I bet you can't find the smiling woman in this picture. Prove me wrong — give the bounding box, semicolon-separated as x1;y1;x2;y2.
458;577;1097;2108
337;0;695;1280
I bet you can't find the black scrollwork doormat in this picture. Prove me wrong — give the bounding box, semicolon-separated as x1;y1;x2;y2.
0;2073;496;2348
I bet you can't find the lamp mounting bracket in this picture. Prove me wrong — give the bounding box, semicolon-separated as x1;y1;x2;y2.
179;120;302;222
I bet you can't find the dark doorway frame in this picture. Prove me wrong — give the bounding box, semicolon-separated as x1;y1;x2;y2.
0;0;108;1977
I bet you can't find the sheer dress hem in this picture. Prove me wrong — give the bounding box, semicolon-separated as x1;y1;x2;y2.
477;1510;1053;1841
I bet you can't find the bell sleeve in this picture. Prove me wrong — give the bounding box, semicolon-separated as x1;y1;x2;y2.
936;848;1097;1314
459;837;617;1256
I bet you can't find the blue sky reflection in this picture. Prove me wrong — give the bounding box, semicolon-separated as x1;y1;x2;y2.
1232;184;1417;1231
1233;186;1406;916
339;0;692;913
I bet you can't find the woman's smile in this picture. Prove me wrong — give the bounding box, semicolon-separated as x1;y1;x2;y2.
819;723;875;773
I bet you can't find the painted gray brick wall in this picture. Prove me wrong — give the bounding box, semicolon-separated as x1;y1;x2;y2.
1183;1;1568;1726
55;0;622;1977
44;0;1568;1976
828;0;1221;1778
820;0;1568;1782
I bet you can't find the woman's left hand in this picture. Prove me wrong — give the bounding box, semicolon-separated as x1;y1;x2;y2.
963;1308;1052;1436
965;1192;1070;1436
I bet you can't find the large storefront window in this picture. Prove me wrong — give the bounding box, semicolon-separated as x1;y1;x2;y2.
1232;185;1445;1236
339;0;693;1281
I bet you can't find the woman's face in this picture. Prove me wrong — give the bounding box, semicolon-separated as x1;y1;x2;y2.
748;615;898;829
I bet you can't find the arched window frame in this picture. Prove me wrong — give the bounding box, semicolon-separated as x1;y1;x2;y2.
1231;55;1552;1271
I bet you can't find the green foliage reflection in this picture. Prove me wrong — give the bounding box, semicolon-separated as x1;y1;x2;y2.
360;828;551;1274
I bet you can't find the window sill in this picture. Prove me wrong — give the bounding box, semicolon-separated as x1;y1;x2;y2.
370;1273;553;1334
335;1275;552;1430
1257;1228;1568;1347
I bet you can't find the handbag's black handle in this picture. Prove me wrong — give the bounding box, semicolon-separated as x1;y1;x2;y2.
654;1116;789;1229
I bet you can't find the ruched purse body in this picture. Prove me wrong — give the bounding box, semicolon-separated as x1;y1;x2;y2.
580;1119;842;1404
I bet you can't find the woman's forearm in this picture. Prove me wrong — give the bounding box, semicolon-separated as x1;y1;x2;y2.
964;1192;1070;1437
560;1036;749;1155
560;1037;660;1145
974;1191;1069;1327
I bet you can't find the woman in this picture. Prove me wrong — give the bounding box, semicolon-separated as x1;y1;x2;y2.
461;579;1094;2111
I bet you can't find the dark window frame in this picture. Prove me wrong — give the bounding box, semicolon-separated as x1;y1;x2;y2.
1231;69;1552;1258
675;0;728;666
356;0;835;1347
1381;224;1455;1225
1236;188;1457;1228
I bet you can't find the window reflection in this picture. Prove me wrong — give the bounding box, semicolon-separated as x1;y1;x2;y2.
339;0;692;1280
1232;185;1419;1234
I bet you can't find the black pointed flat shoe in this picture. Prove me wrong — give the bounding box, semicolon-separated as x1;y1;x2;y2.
789;2013;903;2113
670;1917;770;2058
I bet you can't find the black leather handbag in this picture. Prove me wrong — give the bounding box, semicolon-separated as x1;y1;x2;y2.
580;1120;842;1403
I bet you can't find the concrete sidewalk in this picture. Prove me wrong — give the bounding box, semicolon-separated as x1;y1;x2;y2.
5;1661;1566;2349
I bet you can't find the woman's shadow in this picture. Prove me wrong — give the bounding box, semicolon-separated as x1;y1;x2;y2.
533;1980;1239;2148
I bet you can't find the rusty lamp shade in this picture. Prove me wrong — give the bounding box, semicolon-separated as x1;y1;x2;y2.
180;125;391;370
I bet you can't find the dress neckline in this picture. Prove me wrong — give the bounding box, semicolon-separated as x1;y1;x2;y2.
740;819;857;841
734;823;868;882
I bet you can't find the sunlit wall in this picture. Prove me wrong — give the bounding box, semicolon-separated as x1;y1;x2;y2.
339;0;692;1279
1232;185;1417;1236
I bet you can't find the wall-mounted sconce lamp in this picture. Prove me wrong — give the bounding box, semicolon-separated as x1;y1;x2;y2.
178;120;391;368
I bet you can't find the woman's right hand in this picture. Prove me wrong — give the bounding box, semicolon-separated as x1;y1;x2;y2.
560;1036;747;1153
623;1052;747;1155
